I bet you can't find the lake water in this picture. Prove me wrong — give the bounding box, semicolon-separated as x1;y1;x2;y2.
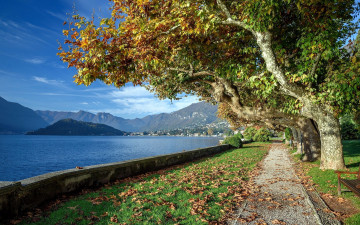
0;135;222;181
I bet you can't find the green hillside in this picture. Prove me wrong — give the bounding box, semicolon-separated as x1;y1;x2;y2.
27;119;128;136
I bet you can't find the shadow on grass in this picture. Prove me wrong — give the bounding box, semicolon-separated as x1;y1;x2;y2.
241;146;261;149
345;162;360;169
344;151;360;158
343;140;360;156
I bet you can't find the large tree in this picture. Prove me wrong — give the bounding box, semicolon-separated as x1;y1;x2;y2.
218;102;321;161
59;0;360;169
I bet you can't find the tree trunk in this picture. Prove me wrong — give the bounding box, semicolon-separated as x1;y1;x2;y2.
309;119;321;160
291;128;302;154
316;114;345;170
297;129;303;154
301;119;321;161
290;127;296;146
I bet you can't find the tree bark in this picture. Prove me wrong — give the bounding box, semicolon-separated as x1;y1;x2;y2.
297;129;303;155
290;128;301;154
301;119;321;161
316;113;345;170
300;99;346;169
309;119;321;160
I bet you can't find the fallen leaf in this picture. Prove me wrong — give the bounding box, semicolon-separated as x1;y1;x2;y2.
67;205;78;210
101;212;108;217
271;219;286;224
110;215;118;223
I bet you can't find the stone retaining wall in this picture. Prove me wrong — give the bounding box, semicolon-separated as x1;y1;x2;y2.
0;144;230;219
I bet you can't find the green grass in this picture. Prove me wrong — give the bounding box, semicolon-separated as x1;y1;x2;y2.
269;137;283;141
19;142;270;225
294;140;360;224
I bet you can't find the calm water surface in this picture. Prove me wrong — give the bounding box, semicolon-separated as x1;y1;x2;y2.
0;135;222;181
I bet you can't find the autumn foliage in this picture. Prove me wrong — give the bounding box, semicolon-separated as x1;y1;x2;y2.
58;0;360;169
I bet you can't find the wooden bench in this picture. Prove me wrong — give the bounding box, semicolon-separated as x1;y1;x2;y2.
335;166;360;197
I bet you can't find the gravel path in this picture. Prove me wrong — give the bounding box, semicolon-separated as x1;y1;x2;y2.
229;142;322;225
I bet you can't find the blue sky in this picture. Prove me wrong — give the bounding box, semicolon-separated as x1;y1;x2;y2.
0;0;199;119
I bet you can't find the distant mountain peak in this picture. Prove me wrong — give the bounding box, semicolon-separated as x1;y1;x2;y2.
0;96;49;134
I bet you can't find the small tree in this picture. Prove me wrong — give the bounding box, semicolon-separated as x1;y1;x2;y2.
253;128;271;142
234;132;243;139
340;122;359;140
223;135;243;148
284;128;293;141
224;129;234;137
207;128;214;136
243;127;257;141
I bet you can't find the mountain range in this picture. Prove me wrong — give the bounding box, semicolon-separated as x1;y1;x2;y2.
0;96;227;134
36;101;221;132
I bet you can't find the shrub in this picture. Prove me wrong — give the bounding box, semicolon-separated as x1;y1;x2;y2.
234;132;243;139
243;127;257;140
253;128;271;142
340;114;360;140
341;121;360;140
224;129;234;137
223;136;243;148
284;127;293;141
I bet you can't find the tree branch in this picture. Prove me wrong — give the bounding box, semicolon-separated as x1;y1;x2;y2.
215;0;304;100
161;25;180;34
310;51;324;78
219;78;244;107
216;0;250;31
167;67;215;77
253;31;303;98
189;78;214;85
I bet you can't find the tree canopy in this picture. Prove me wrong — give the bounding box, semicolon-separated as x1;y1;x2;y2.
59;0;360;169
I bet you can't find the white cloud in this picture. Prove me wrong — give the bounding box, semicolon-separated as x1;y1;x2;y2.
33;76;64;86
75;0;112;19
0;19;50;45
46;10;67;21
0;20;8;27
26;22;60;37
0;69;17;76
51;62;66;69
25;58;46;64
86;86;200;118
7;20;20;28
110;86;154;98
109;95;199;118
33;76;49;83
36;84;199;119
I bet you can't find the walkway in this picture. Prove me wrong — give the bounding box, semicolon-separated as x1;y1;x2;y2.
229;142;322;225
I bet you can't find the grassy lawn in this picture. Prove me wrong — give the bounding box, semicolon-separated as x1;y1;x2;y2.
293;140;360;224
18;142;270;225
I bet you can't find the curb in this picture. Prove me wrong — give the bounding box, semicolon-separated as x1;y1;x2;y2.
228;202;247;225
288;150;341;225
301;184;341;225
